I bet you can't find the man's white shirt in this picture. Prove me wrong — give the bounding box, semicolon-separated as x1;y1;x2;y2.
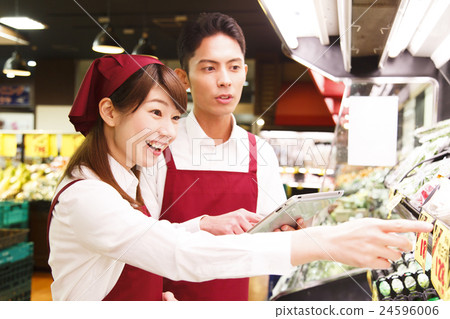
141;111;287;224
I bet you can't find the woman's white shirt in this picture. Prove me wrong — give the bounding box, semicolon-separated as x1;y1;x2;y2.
48;156;293;300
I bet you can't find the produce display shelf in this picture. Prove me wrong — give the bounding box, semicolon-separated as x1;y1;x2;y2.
271;268;371;301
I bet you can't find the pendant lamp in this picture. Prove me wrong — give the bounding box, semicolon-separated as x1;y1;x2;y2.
132;31;157;58
92;24;124;54
3;50;30;77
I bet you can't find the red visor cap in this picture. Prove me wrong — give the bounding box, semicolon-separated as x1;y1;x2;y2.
69;54;163;136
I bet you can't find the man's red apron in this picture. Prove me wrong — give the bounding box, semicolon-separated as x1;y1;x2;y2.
161;132;258;301
47;179;163;301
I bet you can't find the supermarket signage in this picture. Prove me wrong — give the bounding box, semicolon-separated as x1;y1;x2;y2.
0;85;30;106
430;220;450;300
414;210;434;269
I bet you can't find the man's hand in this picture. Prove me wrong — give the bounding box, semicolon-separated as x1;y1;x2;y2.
200;209;262;235
273;218;306;232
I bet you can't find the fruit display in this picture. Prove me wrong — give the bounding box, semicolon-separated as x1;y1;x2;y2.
0;157;67;201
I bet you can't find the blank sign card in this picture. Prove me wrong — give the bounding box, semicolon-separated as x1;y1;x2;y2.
347;96;398;167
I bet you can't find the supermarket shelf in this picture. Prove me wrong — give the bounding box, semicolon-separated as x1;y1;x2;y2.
271;268;371;301
394;198;421;220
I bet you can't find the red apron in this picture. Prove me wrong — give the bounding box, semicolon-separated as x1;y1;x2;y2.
161;132;258;301
47;179;163;301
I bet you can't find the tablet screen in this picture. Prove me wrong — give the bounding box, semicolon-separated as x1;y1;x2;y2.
247;190;344;234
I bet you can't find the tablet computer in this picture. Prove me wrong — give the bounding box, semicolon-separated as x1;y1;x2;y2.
247;190;344;234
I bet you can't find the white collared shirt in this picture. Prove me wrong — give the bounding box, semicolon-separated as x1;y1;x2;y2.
141;112;287;222
48;155;293;301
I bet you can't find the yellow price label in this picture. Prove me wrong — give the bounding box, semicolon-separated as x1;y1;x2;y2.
61;134;85;157
431;221;450;300
0;134;17;157
415;210;435;270
24;134;57;157
49;134;58;157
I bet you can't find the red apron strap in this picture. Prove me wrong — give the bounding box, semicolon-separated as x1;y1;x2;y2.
247;132;257;174
47;179;83;251
163;147;176;169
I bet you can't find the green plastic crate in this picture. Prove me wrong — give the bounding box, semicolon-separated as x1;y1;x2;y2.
0;201;29;228
0;229;29;250
0;257;33;301
0;242;34;266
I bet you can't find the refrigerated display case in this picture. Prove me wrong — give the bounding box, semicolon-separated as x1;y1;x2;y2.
270;78;449;301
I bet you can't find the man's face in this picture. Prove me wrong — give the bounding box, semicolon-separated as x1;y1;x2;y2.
186;33;248;120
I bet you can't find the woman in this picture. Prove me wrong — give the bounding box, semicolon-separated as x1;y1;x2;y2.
48;54;431;301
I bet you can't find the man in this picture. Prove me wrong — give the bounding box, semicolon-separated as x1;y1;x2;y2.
142;12;287;301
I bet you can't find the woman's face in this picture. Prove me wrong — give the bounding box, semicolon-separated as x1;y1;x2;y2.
110;85;181;169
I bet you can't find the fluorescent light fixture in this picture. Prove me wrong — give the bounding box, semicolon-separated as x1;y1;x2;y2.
313;0;330;45
336;0;352;72
258;0;339;50
0;17;46;30
408;0;450;56
386;0;431;59
431;33;450;68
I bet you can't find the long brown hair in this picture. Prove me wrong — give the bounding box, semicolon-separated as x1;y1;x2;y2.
62;63;187;207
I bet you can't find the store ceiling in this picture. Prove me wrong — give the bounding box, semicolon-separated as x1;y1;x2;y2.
0;0;286;62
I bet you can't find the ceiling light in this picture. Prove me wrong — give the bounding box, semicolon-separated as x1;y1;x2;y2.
0;17;46;30
3;51;31;77
385;0;431;59
27;60;36;67
256;119;265;126
0;24;28;45
92;24;124;54
431;34;450;69
258;0;339;49
132;31;157;57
